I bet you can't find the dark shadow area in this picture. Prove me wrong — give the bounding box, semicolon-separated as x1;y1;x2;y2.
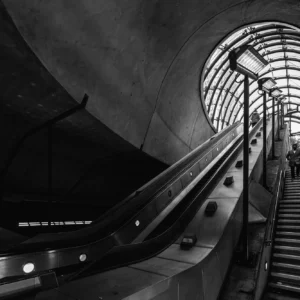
0;1;167;232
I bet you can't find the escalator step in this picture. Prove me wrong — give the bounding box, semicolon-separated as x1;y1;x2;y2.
279;210;300;213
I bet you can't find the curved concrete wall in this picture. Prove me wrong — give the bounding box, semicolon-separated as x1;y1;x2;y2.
2;0;300;164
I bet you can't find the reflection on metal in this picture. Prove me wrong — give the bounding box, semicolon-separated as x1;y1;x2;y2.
0;124;244;283
79;254;87;262
203;22;300;132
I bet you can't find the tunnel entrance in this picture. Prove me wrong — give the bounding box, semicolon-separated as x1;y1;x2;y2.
201;22;300;134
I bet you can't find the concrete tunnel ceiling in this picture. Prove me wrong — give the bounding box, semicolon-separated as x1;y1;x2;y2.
202;21;300;133
3;1;300;166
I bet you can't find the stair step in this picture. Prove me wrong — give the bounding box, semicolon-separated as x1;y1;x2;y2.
275;238;300;246
272;262;300;275
278;220;300;224
280;200;300;204
276;232;300;238
274;245;300;255
279;205;300;208
279;210;300;213
269;282;300;293
266;291;300;300
277;226;300;231
273;253;300;263
270;272;300;284
278;214;300;219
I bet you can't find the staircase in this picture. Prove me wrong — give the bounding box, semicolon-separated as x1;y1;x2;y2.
265;170;300;299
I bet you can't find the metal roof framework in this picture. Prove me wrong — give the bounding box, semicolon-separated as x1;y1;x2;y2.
202;23;300;133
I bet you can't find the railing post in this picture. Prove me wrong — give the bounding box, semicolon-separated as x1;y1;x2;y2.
48;125;53;227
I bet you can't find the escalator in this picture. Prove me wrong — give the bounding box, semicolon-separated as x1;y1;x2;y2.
0;121;261;298
265;170;300;299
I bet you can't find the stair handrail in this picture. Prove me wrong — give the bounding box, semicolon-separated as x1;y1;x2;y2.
265;169;283;246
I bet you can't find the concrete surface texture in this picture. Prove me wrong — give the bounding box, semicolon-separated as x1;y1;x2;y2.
3;0;300;164
2;0;300;213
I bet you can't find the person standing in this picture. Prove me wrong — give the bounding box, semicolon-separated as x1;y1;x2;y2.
286;143;300;180
251;110;260;127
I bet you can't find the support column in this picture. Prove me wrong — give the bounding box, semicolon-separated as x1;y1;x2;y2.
272;97;275;159
243;75;249;261
48;126;53;228
277;101;281;141
263;92;267;188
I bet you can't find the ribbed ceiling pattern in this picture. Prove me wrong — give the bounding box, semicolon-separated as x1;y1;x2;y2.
202;22;300;133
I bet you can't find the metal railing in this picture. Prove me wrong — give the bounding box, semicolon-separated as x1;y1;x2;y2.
254;124;288;300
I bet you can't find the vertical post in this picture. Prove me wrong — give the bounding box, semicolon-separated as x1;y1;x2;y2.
272;97;275;159
48;126;52;227
281;102;284;129
290;115;292;137
243;75;249;262
277;101;281;140
263;92;267;188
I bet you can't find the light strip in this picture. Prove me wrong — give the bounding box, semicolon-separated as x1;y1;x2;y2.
18;221;92;227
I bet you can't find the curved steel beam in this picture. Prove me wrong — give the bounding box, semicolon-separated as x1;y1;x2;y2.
204;24;290;81
233;86;300;124
210;44;300;121
204;27;296;102
205;30;300;106
227;59;300;125
216;56;300;127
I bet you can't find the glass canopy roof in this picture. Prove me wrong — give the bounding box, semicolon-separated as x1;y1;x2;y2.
202;22;300;133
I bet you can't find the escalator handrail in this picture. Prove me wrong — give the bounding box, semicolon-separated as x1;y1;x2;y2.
0;122;240;256
0;121;257;282
69;119;258;279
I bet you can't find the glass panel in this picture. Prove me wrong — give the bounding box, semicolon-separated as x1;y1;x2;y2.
268;52;285;60
287;69;300;77
270;61;286;68
267;45;284;52
201;22;300;132
288;60;300;68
